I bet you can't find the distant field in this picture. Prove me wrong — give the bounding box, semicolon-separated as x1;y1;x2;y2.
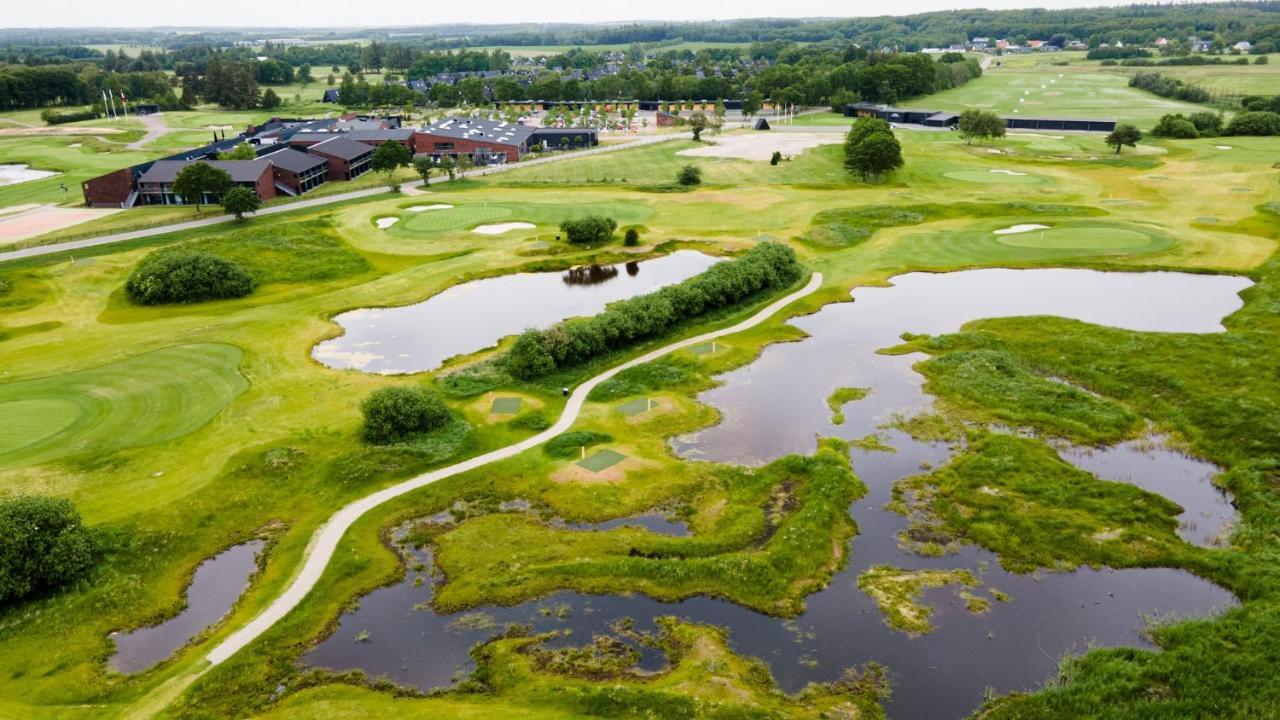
998;50;1280;99
465;41;758;57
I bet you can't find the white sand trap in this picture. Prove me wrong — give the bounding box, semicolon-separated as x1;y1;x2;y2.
204;125;234;131
990;169;1029;176
986;148;1004;154
676;132;841;161
1215;145;1232;150
994;224;1051;235
375;217;398;229
407;204;454;212
67;142;82;148
472;222;535;235
0;126;121;137
1010;132;1066;140
0;164;58;186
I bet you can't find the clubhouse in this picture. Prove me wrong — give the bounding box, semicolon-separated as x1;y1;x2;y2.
81;114;598;208
843;102;1117;132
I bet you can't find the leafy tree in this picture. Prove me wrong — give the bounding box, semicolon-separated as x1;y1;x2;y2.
413;156;434;186
1152;113;1199;138
370;141;412;191
220;143;257;161
0;496;97;605
297;65;313;84
957;109;1006;145
677;164;703;186
506;330;557;380
125;251;255;305
1105;123;1143;153
260;88;281;110
742;91;763;118
844;122;903;181
442;156;458;180
624;227;641;246
688;111;710;141
171;163;232;210
561;215;618;244
829;88;858;114
361;386;451;444
221;186;261;220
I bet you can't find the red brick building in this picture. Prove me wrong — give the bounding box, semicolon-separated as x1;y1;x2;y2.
81;168;136;208
266;148;328;196
413;117;533;164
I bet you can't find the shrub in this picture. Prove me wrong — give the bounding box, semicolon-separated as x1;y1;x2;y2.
676;165;702;186
1152;114;1200;138
1226;111;1280;136
221;186;262;220
124;251;255;305
505;242;802;379
0;496;97;605
545;431;613;458
41;108;99;125
361;386;452;444
624;227;640;246
560;215;617;244
1188;111;1224;134
770;151;782;166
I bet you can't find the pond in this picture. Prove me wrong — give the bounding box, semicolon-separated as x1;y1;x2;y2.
313;250;719;375
304;268;1248;718
111;540;263;674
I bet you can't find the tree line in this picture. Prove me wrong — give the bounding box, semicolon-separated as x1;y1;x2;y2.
505;242;803;379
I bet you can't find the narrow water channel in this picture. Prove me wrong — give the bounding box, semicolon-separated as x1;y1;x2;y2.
312;250;719;374
303;268;1249;719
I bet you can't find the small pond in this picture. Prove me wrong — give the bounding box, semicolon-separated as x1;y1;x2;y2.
111;540;263;674
304;268;1248;718
313;250;719;374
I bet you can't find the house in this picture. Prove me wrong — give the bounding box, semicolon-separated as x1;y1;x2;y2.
136;160;275;206
307;137;374;181
321;89;340;103
1028;40;1044;50
264;148;327;196
970;37;989;50
413;117;536;164
1234;41;1253;52
1191;38;1212;52
1155;37;1169;47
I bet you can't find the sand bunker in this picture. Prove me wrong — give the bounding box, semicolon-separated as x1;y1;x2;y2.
0;126;121;137
990;169;1029;176
374;217;398;229
204;125;234;131
0;164;58;186
676;132;841;161
472;222;535;235
993;224;1051;235
1215;145;1232;150
407;204;454;212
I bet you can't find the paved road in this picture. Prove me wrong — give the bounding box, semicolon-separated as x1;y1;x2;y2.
204;271;823;666
126;113;177;150
0;133;681;265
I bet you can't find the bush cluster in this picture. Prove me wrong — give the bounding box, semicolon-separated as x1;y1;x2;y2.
40;108;99;125
843;117;904;181
505;241;803;379
1128;72;1210;103
124;251;255;305
676;165;702;186
1242;95;1280;113
560;215;617;244
1226;111;1280;136
361;386;452;444
0;496;97;605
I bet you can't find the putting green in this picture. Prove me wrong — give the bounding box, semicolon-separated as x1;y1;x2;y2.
401;205;513;233
397;201;653;235
995;226;1157;250
942;169;1046;185
577;449;627;472
617;398;652;416
0;343;248;470
490;397;522;414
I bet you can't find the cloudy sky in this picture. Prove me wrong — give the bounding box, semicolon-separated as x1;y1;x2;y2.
3;0;1224;29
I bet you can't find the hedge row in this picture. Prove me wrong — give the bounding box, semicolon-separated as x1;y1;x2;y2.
1128;72;1210;104
505;242;803;379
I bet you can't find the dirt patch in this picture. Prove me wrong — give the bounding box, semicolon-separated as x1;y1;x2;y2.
676;132;841;161
0;205;121;245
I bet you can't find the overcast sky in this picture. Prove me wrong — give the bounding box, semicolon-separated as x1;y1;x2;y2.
3;0;1225;30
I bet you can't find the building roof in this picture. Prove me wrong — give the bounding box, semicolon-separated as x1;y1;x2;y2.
264;148;327;173
308;136;375;161
420;117;535;147
349;128;415;144
138;159;269;185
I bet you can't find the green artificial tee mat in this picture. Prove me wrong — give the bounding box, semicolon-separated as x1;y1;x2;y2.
617;398;652;416
689;342;721;355
577;449;627;472
490;397;523;414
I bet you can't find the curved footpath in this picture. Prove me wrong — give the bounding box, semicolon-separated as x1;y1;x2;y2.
0;134;680;265
205;271;823;666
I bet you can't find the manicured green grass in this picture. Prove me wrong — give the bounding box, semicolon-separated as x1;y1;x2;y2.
0;343;247;470
942;168;1048;184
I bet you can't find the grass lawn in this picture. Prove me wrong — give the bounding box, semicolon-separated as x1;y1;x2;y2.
0;96;1276;720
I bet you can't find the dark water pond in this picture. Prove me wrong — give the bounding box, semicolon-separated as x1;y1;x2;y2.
304;269;1248;718
313;251;718;374
111;540;263;674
